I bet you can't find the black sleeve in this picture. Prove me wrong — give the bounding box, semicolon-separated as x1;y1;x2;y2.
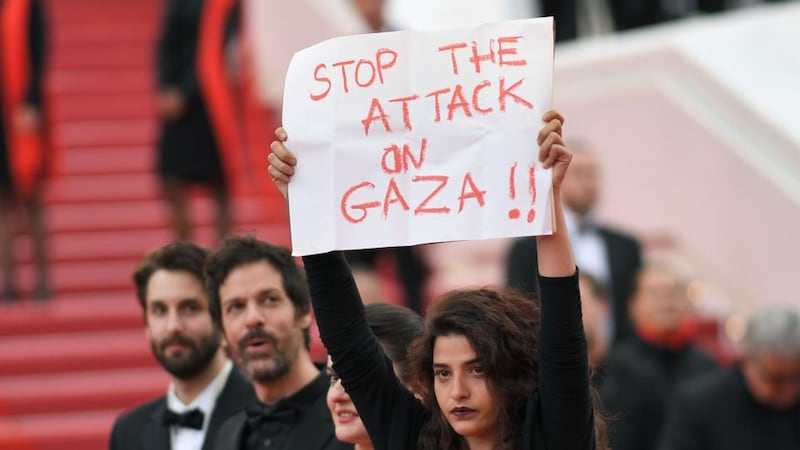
303;251;425;450
535;271;595;449
156;0;197;98
24;0;46;107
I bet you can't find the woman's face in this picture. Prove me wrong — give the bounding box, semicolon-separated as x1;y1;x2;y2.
432;334;500;446
326;356;371;447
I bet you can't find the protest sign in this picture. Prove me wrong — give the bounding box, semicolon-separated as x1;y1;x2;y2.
282;17;554;255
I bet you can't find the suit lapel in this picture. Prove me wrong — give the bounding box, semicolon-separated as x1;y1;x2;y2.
202;368;256;450
283;394;339;450
209;412;247;450
143;399;171;450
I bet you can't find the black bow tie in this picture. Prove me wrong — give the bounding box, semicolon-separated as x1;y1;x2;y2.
245;402;298;433
163;408;205;430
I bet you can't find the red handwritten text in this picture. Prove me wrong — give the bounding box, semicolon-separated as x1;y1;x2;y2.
310;48;399;101
340;172;487;223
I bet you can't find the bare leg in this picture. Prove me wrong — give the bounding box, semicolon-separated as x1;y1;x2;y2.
161;177;190;241
0;189;17;300
210;179;230;243
23;194;50;300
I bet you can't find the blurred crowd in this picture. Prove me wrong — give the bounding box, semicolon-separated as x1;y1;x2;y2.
536;0;792;40
1;0;798;450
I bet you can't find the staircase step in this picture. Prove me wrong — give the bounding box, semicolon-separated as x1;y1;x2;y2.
53;23;157;46
58;146;152;176
5;224;291;294
51;43;151;70
0;330;157;376
0;409;117;450
45;172;158;204
0;291;140;337
46;196;274;232
53;93;155;121
49;0;160;25
0;367;167;416
50;69;152;96
57;119;155;148
9;224;289;265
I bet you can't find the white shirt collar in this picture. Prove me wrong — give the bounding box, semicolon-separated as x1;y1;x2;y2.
564;207;580;235
166;359;233;430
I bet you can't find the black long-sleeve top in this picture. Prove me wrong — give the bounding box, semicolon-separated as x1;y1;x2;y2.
304;251;594;450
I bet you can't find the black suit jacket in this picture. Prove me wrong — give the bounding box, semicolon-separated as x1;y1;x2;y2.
505;225;641;342
213;385;351;450
109;367;255;450
658;366;800;450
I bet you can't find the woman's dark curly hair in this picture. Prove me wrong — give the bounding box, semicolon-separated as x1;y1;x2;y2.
410;288;540;450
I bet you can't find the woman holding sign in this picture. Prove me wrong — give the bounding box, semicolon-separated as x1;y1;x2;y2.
268;110;605;450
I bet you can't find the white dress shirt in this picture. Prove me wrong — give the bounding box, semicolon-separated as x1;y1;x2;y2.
564;208;611;286
166;360;233;450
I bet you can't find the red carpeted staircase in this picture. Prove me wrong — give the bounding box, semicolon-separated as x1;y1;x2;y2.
0;1;299;449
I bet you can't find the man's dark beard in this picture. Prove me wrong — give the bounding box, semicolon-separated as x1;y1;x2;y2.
152;330;221;380
237;328;297;382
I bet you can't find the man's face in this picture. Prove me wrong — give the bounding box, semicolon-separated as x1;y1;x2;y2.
353;0;385;23
145;270;221;380
219;261;311;383
560;151;599;217
743;351;800;410
630;267;690;333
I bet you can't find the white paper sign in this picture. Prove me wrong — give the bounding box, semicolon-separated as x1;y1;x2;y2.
283;17;555;256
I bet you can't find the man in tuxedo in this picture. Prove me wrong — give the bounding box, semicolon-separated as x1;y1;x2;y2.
506;147;642;343
109;241;255;450
658;307;800;449
206;236;350;450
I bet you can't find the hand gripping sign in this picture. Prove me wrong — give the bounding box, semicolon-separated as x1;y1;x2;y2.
282;17;554;256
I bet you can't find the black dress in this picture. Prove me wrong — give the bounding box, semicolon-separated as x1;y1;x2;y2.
155;0;233;184
303;251;595;450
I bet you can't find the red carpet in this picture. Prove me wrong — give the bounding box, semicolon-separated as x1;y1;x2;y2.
0;1;299;448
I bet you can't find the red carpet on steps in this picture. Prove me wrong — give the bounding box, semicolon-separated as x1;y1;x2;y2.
0;1;298;449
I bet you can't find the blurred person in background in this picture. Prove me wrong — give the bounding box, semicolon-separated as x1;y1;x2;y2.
506;146;642;343
580;272;665;450
0;0;51;301
658;307;800;449
326;303;423;449
155;0;241;243
110;241;254;450
614;261;718;396
342;0;428;314
537;0;668;41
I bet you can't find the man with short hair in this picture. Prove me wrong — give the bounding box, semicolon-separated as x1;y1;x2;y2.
109;241;254;450
506;147;642;342
206;236;349;450
614;262;717;394
658;308;800;449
